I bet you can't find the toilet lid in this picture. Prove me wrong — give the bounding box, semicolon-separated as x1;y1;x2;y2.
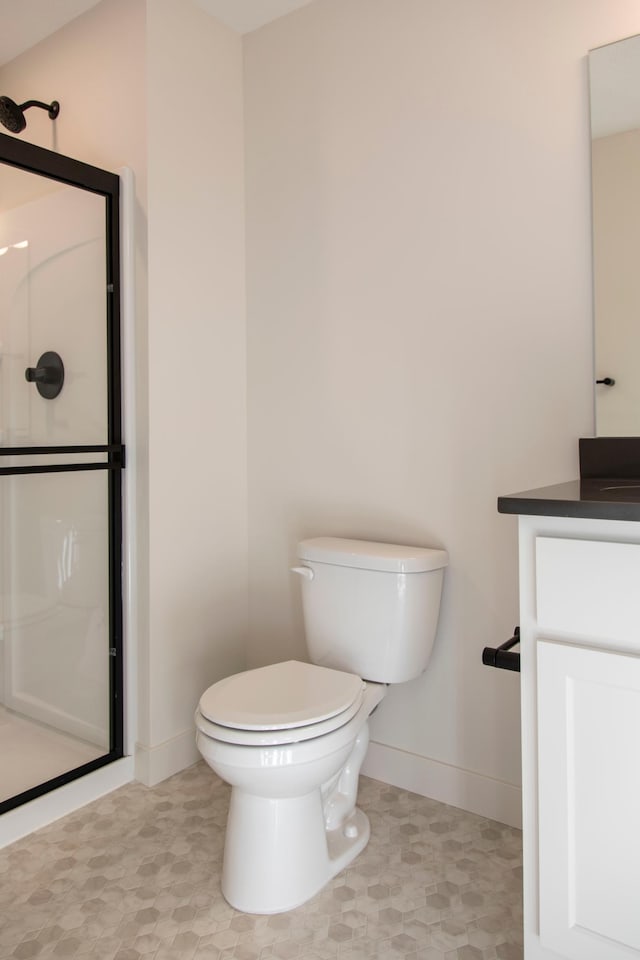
199;660;364;731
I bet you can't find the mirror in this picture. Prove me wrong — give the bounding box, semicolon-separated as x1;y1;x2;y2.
590;34;640;436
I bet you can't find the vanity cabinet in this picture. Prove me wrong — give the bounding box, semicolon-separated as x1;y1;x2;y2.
515;514;640;960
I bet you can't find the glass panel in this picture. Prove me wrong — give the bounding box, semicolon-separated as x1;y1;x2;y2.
0;166;107;446
0;470;110;803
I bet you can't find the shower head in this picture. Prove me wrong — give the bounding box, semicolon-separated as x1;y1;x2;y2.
0;96;60;134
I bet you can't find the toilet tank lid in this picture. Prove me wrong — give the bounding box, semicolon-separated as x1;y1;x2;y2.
298;537;448;573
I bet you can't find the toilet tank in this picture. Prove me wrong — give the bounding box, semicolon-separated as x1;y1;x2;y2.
295;537;448;684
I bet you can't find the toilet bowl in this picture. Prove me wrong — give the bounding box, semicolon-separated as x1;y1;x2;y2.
195;660;385;913
196;537;447;914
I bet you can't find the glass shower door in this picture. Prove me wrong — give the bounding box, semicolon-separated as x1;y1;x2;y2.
0;136;123;813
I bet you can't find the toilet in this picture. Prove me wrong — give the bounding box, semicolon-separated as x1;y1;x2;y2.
195;536;448;914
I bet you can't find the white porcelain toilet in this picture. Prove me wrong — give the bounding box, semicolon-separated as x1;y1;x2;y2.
195;537;448;914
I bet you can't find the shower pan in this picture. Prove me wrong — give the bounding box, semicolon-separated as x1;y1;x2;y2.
0;133;124;814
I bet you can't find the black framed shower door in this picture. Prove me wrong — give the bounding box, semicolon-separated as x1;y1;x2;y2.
0;132;124;814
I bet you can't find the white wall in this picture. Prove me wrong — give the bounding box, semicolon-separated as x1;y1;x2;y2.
244;0;640;826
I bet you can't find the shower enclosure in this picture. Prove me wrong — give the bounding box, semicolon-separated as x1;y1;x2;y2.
0;133;123;814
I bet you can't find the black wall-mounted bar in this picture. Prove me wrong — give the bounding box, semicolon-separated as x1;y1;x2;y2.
482;626;521;672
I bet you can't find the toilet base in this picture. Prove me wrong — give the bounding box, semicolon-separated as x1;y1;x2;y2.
222;787;370;914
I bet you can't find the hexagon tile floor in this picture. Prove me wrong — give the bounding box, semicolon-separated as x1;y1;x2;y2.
0;763;523;960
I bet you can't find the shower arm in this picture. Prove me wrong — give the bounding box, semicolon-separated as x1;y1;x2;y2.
20;100;60;120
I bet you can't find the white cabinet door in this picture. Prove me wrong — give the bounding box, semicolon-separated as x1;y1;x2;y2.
537;639;640;960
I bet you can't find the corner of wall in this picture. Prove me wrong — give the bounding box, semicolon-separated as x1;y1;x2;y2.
134;732;201;787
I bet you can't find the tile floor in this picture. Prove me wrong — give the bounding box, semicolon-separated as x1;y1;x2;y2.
0;763;523;960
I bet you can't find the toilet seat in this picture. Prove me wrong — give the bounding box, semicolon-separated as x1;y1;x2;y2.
197;660;365;746
196;690;365;746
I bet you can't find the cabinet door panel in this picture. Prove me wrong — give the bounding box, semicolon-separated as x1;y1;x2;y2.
537;639;640;959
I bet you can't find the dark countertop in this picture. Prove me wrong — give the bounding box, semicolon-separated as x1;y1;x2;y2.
497;479;640;522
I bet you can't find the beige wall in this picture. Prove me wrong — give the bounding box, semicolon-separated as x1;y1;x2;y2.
0;0;249;786
6;0;640;826
144;0;247;778
244;0;640;823
0;0;146;172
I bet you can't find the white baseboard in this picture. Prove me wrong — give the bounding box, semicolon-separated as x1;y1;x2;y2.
362;741;522;829
0;757;135;849
135;728;200;787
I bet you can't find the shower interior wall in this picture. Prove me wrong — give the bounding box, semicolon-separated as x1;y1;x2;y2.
0;183;109;749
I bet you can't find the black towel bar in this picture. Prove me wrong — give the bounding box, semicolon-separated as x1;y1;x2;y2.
482;627;521;672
